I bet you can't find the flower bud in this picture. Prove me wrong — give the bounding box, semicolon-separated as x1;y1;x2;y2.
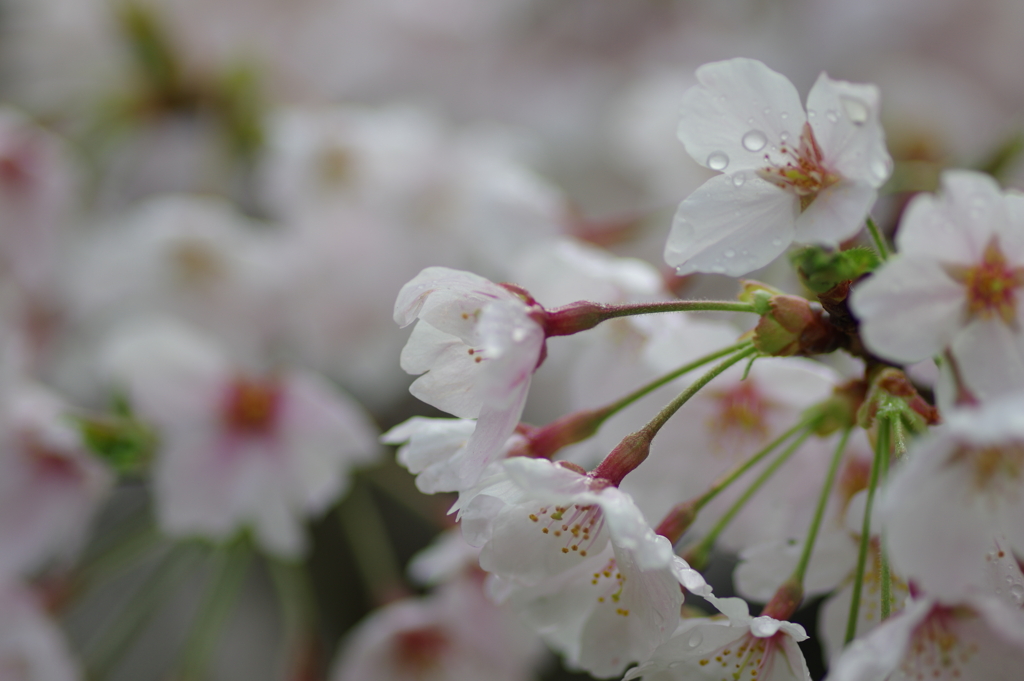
752;295;841;357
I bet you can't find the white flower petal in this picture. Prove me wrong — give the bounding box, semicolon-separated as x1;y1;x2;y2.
678;58;806;173
804;74;890;187
666;174;797;276
793;179;877;246
851;256;966;362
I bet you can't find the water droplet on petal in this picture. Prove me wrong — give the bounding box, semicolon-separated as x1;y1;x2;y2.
732;172;746;187
771;238;784;247
825;109;839;123
762;107;771;116
841;96;869;124
742;129;767;152
711;264;725;273
724;249;736;258
707;151;729;171
780;111;789;120
688;632;703;648
1011;584;1024;599
870;158;891;182
807;109;816;118
780;131;789;142
512;328;527;342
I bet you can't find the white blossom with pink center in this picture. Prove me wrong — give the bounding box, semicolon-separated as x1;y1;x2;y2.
666;57;891;277
0;384;111;580
100;319;379;557
329;577;540;681
852;170;1024;401
882;391;1024;598
829;594;1024;681
452;457;705;677
625;594;811;681
0;580;81;681
396;267;547;491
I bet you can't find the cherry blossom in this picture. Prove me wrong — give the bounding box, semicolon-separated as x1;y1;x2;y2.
101;319;379;557
0;384;111;580
828;594;1024;681
852;170;1024;400
624;595;811;681
0;581;81;681
395;267;547;491
666;57;891;277
882;391;1024;598
452;457;702;677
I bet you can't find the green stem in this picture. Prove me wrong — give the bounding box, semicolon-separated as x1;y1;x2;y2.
792;428;851;586
591;346;759;484
179;543;251;681
845;416;890;645
644;345;759;436
266;557;318;676
865;216;890;261
603;340;755;419
879;419;894;621
85;543;201;678
694;413;822;515
338;479;406;605
74;521;163;589
687;428;814;569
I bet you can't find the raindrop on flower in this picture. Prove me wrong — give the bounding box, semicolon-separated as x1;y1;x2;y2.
1012;584;1024;602
724;249;736;258
707;151;729;171
780;111;788;120
772;238;783;247
687;631;703;648
780;131;789;142
841;96;869;124
711;264;726;273
742;130;767;152
512;328;527;342
732;172;746;187
825;109;839;123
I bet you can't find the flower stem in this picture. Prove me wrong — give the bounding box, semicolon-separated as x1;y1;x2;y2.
685;428;814;569
85;543;201;679
338;478;407;605
521;341;755;462
179;542;251;681
791;428;851;586
695;413;822;515
542;299;758;336
844;415;890;645
879;419;894;621
267;557;320;679
592;346;758;485
604;340;754;417
865;216;890;261
643;345;759;436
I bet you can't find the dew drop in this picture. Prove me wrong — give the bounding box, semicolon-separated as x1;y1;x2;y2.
512;328;527;342
732;172;746;187
772;238;784;247
742;129;768;152
870;158;891;182
711;264;726;273
780;131;790;142
807;109;816;118
762;107;771;116
841;96;869;124
1012;584;1024;601
669;662;683;669
723;249;736;259
780;111;789;120
707;151;729;171
688;632;703;648
825;109;839;123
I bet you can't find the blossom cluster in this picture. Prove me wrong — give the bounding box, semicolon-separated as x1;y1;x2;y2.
1;1;1024;681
